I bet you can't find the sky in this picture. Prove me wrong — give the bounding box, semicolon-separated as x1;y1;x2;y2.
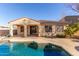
0;3;79;26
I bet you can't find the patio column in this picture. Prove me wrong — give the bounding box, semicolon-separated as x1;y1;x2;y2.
10;25;13;37
52;25;57;36
17;25;20;36
64;25;67;30
24;25;27;37
27;26;30;36
52;25;56;34
39;25;43;37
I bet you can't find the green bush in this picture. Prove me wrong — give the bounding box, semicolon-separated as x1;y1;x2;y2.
42;35;53;38
7;34;11;37
56;34;66;38
28;41;38;50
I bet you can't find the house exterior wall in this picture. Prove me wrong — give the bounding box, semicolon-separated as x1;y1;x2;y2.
41;25;56;37
41;24;66;37
10;24;66;37
17;25;23;37
74;31;79;37
55;25;66;34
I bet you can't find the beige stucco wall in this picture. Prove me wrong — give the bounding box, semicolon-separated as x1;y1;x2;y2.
74;30;79;37
39;24;56;37
38;25;45;36
16;25;24;37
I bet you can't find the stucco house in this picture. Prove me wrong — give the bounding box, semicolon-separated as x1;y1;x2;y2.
8;17;68;37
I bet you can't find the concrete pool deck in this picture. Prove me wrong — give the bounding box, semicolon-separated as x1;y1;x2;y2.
0;37;79;56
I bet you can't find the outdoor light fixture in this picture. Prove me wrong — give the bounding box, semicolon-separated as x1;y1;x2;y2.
22;19;28;25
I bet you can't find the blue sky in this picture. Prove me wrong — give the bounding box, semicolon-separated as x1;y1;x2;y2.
0;3;79;26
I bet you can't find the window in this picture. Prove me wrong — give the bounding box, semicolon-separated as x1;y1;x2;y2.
56;25;63;32
45;25;52;32
20;26;24;32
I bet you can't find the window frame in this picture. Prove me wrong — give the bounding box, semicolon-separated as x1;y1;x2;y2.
45;25;52;32
56;25;63;32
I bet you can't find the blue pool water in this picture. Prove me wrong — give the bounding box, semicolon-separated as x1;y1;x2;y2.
0;42;71;56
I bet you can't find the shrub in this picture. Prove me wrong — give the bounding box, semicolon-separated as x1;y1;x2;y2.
43;35;50;38
5;34;11;37
28;41;38;50
56;34;66;38
7;34;11;37
42;35;53;38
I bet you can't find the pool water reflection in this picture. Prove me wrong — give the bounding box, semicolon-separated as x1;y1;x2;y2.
0;42;71;56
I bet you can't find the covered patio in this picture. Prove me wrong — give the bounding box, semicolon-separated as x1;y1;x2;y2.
9;17;44;37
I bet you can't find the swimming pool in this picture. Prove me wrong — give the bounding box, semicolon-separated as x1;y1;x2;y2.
0;42;71;56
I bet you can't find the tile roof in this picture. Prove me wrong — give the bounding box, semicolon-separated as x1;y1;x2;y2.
9;17;68;25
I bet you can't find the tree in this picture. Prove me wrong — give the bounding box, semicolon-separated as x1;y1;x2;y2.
64;22;79;37
69;4;79;13
65;4;79;37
